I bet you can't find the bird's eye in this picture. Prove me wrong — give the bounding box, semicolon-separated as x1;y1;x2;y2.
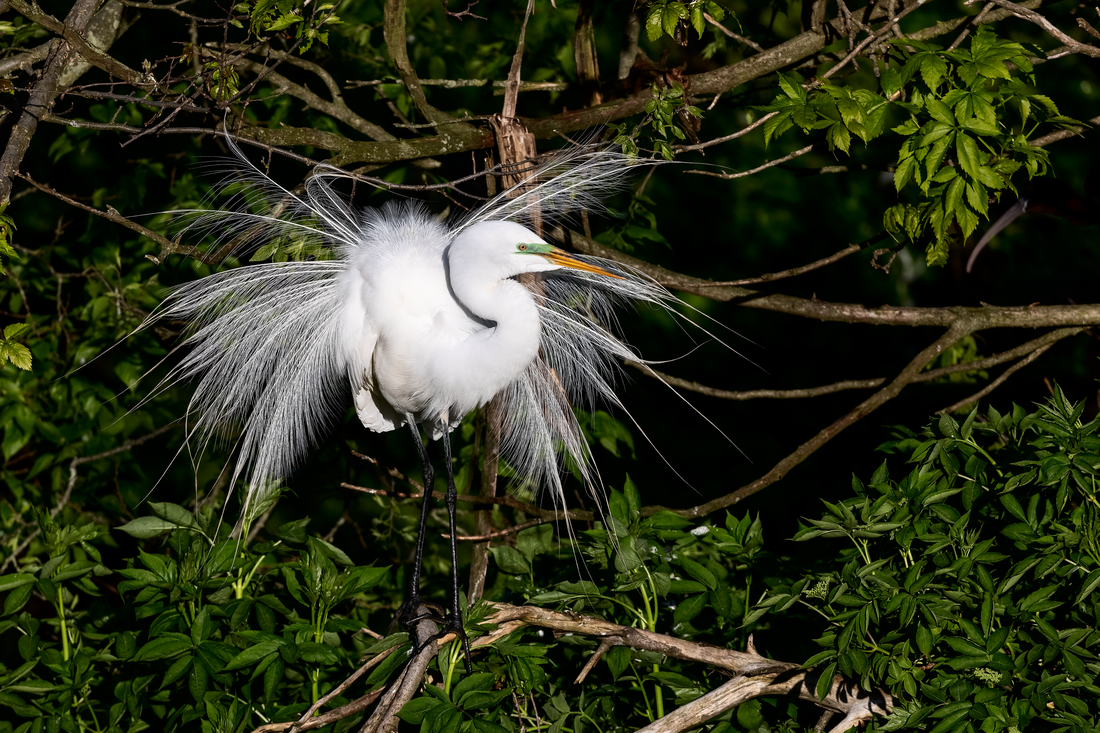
517;244;528;251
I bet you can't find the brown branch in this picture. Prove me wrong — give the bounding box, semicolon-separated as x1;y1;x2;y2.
383;0;478;132
976;0;1100;56
685;144;815;179
705;12;764;52
5;0;149;85
673;112;778;153
574;639;615;685
479;603;893;730
565;230;1100;329
13;172;207;263
937;341;1055;414
634;327;1082;401
445;518;545;542
1079;17;1100;42
0;41;54;79
1028;114;1100;147
468;400;502;602
0;0;104;204
822;0;926;79
0;424;177;574
280;646;401;732
699;238;884;288
646;325;974;517
226;55;394;142
341;477;596;523
358;610;442;733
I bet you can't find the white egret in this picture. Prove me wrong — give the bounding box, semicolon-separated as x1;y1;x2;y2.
136;144;693;661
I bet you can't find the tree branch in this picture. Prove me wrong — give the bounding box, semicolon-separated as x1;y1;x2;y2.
479;604;893;731
0;0;107;204
976;0;1100;56
645;324;974;517
632;327;1082;401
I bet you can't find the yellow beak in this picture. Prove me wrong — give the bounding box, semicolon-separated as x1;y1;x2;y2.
543;248;623;279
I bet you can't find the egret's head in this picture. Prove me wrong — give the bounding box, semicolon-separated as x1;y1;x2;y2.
514;240;623;279
449;220;622;281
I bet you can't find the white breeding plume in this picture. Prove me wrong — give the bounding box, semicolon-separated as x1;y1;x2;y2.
143;145;683;516
134;142;710;655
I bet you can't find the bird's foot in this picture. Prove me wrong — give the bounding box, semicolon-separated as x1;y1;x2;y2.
397;600;472;672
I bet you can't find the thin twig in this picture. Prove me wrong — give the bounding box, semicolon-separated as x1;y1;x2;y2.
704;12;764;52
633;327;1081;402
975;0;1100;57
937;343;1055;414
443;518;546;541
673;112;777;153
685;145;814;179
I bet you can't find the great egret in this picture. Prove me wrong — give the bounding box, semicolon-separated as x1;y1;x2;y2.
136;144;689;660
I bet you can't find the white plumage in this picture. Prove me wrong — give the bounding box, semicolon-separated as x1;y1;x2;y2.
138;145;683;526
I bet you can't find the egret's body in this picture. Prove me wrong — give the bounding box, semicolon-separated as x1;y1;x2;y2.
140;146;685;659
346;216;560;434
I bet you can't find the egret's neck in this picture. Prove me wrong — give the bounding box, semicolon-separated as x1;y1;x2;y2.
446;254;542;397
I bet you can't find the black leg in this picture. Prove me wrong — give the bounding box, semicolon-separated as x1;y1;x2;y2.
442;426;473;673
400;416;471;671
405;415;435;610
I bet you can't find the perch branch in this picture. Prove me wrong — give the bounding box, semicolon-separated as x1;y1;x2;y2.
476;603;893;731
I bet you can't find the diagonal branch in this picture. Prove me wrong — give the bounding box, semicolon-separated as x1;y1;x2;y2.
978;0;1100;56
644;324;975;517
0;0;110;204
633;327;1082;401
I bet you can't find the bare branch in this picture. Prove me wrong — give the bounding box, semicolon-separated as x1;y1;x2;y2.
705;12;764;52
479;604;894;731
685;144;815;179
977;0;1100;56
937;342;1056;414
633;327;1082;402
673;112;778;153
1;0;109;204
566;230;1100;330
5;0;149;84
645;325;975;516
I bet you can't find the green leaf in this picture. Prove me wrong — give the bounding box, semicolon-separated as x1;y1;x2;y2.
777;73;806;101
399;697;443;725
827;122;851;154
1076;568;1100;605
0;341;31;370
925;98;955;125
678;557;716;589
662;1;687;38
645;4;665;41
223;641;283;671
955;133;981;179
134;635;193;661
491;545;530;575
690;5;705;36
673;593;707;624
894;157;917;192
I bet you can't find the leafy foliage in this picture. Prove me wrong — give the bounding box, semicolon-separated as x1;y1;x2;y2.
3;388;1099;731
245;0;341;53
645;0;729;44
753;387;1100;732
757;27;1084;266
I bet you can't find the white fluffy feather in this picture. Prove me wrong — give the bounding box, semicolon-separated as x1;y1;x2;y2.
136;144;689;521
